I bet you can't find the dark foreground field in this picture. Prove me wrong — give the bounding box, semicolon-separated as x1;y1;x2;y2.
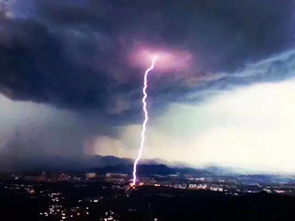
0;183;295;221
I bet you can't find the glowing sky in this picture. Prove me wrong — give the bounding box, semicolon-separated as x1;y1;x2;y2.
1;0;295;173
86;77;295;173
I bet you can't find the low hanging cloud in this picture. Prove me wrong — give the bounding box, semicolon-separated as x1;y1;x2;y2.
0;94;86;158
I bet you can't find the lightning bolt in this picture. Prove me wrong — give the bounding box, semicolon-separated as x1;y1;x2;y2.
131;56;158;186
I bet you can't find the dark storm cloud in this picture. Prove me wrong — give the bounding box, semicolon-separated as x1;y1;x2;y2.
36;0;295;71
0;0;294;120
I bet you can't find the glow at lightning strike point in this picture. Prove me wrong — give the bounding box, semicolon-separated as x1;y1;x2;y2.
131;55;158;186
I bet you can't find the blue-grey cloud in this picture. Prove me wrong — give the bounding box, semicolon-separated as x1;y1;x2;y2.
0;0;294;121
1;0;295;168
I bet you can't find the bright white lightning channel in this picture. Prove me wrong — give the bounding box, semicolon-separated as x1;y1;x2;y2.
131;56;158;186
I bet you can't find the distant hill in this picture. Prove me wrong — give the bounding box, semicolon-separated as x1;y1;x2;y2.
0;154;256;177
